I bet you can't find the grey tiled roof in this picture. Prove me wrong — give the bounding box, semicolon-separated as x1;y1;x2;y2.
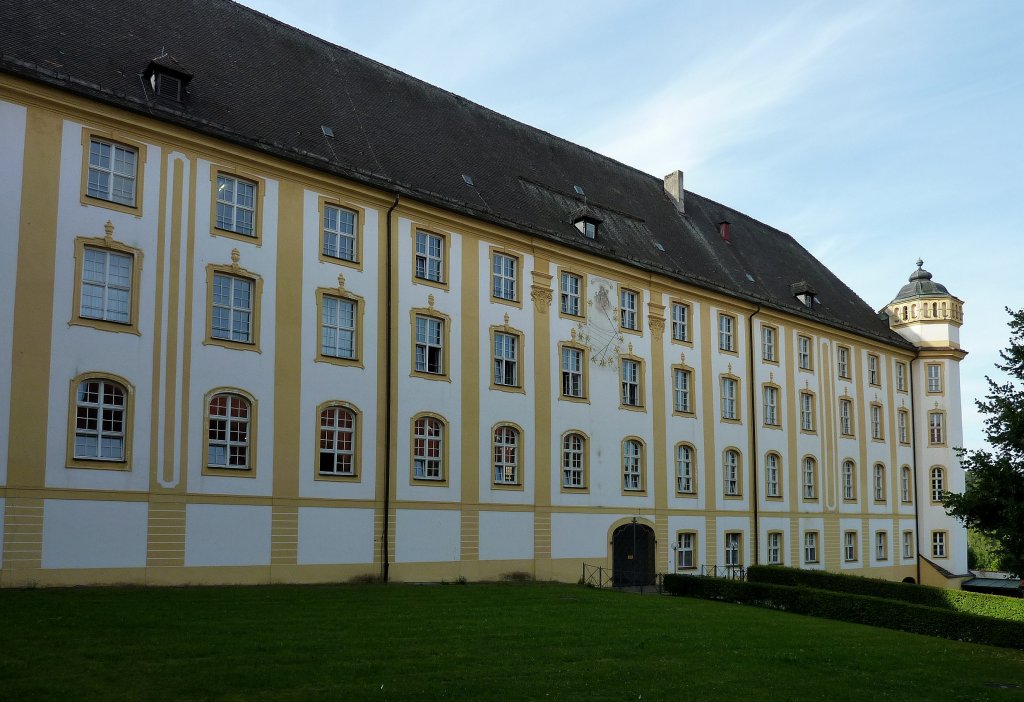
0;0;912;348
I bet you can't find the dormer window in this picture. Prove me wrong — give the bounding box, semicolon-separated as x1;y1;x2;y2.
719;221;730;241
791;281;819;309
154;72;182;100
143;55;193;104
574;217;598;239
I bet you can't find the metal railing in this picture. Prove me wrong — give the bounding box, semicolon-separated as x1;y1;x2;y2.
699;564;747;580
581;564;665;593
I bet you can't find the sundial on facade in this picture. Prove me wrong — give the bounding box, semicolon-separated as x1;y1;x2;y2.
575;277;624;368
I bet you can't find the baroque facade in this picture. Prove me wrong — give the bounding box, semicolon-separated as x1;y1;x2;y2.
0;0;967;588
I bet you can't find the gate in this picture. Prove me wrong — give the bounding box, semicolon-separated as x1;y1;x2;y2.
611;522;656;587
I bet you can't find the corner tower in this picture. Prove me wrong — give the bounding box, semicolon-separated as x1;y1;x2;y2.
886;260;969;582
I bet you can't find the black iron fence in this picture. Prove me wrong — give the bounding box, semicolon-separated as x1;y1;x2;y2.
581;563;745;591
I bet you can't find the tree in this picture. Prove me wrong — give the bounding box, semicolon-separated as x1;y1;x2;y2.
945;307;1024;576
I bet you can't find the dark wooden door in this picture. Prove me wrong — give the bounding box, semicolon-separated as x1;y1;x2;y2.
612;523;655;587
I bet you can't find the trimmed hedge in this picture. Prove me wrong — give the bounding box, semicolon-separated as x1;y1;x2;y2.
663;574;1024;649
747;565;1024;622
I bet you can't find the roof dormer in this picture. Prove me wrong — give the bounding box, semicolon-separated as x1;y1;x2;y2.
143;54;193;102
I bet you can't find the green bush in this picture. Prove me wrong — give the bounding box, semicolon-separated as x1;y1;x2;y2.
663;574;1024;649
747;565;1024;622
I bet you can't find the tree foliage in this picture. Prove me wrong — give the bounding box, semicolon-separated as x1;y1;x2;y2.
945;307;1024;576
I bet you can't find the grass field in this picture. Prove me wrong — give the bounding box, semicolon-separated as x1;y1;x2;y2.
2;582;1023;701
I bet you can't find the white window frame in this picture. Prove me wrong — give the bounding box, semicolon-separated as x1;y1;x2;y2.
844;531;857;562
718;314;734;351
874;464;886;501
492;252;518;301
898;410;909;444
560;272;581;316
415;230;444;283
804;531;818;563
800;393;814;431
318;405;356;476
675;445;694;494
876;531;888;560
761;326;775;362
493;331;518;387
721;378;737;420
840;399;852;436
896;362;907;391
673;368;692;414
323;204;357;262
87;137;137;206
413;416;444;480
798;336;811;370
842;460;855;500
671;302;689;342
765;453;780;497
927;364;942;393
622;440;642;491
211;272;254;343
493;425;519;485
561;347;584;398
620;289;638;330
723;450;739;496
207;392;251;470
215;174;256;236
932;531;947;558
901;466;912;503
868;354;880;385
80;246;133;324
74;378;127;461
321;294;357;359
802;457;817;499
414;314;444;375
871;405;882;440
724;532;741;566
903;531;914;559
929;412;944;444
621;358;641;407
562;433;585;488
677;532;695;570
931;466;945;503
837;346;849;378
763;386;778;426
767;532;781;565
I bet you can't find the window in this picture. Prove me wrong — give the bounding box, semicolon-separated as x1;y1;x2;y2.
493;331;519;387
671;302;690;342
898;410;909;444
804;532;819;563
318;405;357;477
928;411;945;445
800;392;815;432
79;245;138;331
837;346;850;379
562;432;586;489
724;532;741;567
207;392;252;471
414;314;445;376
620;358;642;408
86;137;138;207
870;404;883;440
415;230;445;284
839;399;853;436
931;531;947;558
874;463;886;501
491;251;518;302
723;449;740;496
927;364;942;393
842;460;856;500
761;325;777;362
620;288;639;331
844;531;857;562
72;377;128;464
575;217;598;239
320;294;357;360
763;386;779;426
875;531;888;561
718;314;735;352
493;425;520;486
675;444;695;494
802;457;817;499
721;378;738;420
676;532;696;570
560;345;586;399
211;272;254;343
901;465;913;503
930;466;946;503
672;367;693;414
560;272;582;317
903;531;914;559
766;532;782;565
765;453;780;498
412;416;445;481
322;203;358;263
896;362;907;391
797;335;812;370
868;354;880;386
622;439;644;492
215;174;257;237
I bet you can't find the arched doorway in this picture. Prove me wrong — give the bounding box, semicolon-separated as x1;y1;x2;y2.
902;577;916;584
611;522;656;587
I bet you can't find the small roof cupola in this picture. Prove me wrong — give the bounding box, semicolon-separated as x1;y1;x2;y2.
143;53;193;102
885;259;964;346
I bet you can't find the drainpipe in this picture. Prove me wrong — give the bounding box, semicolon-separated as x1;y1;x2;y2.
381;193;400;582
747;304;762;565
909;359;921;585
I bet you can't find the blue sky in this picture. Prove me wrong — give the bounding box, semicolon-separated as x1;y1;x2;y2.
241;0;1023;451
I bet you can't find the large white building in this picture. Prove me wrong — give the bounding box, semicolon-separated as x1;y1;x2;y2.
0;0;968;588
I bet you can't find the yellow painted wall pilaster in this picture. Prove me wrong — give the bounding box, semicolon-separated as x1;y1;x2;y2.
146;495;186;568
531;263;553;574
1;498;44;585
270;503;299;572
460;236;480;561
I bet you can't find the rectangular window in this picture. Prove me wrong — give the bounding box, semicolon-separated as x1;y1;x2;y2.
839;399;853;436
763;386;778;426
322;204;357;262
414;315;444;375
671;302;690;342
903;531;914;559
876;531;888;561
211;273;253;343
87;137;137;206
724;532;741;567
415;230;444;283
492;252;518;301
723;451;740;496
673;368;692;414
620;289;638;330
561;346;584;398
493;331;518;387
929;412;944;445
931;531;947;558
800;392;814;431
874;464;886;501
622;441;643;491
721;378;737;420
562;433;586;488
676;532;695;570
216;174;256;237
621;358;641;407
320;295;356;359
802;458;817;499
844;531;857;562
761;326;776;362
676;445;695;494
765;454;780;497
798;335;812;370
804;532;818;563
842;461;856;500
837;346;850;379
927;364;942;393
868;354;880;385
896;362;907;391
80;247;132;324
871;405;883;440
718;314;735;352
766;532;781;565
560;272;582;317
898;410;909;444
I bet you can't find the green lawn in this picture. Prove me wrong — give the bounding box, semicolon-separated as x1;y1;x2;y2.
2;582;1022;701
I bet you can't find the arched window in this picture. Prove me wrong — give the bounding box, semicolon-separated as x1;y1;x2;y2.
901;465;913;503
675;444;695;494
493;425;519;485
842;460;856;500
208;392;251;469
562;433;586;488
765;453;781;498
413;416;444;480
74;377;127;461
802;457;817;499
874;463;886;501
723;449;740;496
319;405;356;476
622;439;643;492
930;466;946;503
902;305;908;321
